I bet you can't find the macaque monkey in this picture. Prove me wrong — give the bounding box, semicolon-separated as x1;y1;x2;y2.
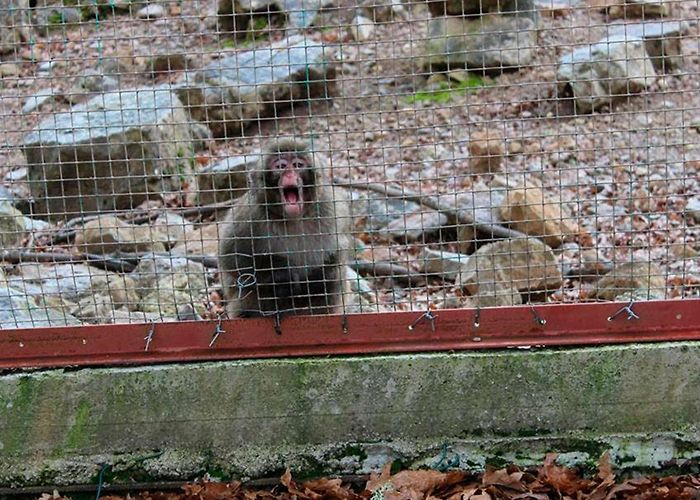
219;139;351;318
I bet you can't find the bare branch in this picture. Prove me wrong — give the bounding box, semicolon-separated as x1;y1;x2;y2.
334;179;528;241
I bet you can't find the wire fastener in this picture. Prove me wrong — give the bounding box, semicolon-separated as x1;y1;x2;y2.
408;309;437;332
237;272;256;299
608;300;640;321
529;304;547;326
209;316;226;347
144;320;156;352
274;312;283;335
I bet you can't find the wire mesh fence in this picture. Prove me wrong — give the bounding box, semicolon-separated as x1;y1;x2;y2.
0;0;698;329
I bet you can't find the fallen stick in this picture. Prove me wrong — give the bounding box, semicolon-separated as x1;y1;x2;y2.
334;179;528;240
350;259;427;287
0;250;136;273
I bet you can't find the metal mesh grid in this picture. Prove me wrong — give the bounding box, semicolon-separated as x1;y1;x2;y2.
0;0;698;328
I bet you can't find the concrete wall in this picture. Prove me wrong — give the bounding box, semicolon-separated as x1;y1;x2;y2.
1;341;699;487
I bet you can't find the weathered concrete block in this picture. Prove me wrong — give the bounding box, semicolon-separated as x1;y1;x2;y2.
175;37;336;137
2;343;700;486
22;88;194;220
425;15;538;72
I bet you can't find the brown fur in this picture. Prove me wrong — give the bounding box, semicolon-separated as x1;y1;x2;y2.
219;140;352;318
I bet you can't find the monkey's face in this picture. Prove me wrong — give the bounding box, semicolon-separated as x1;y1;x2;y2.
265;153;316;219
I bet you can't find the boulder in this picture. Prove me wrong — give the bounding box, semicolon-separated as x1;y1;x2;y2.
425;15;538;72
176;37;336;137
457;237;562;295
419;248;470;281
74;215;168;254
0;0;31;55
606;21;689;73
218;0;330;35
594;261;666;300
607;0;671;19
0;285;81;328
0;200;27;249
425;0;538;18
197;154;258;205
557;35;656;112
22;88;194;220
498;182;579;248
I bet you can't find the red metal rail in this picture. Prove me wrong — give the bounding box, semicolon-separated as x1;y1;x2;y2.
1;300;699;370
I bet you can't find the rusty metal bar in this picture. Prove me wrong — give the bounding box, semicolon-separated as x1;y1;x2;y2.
1;299;698;370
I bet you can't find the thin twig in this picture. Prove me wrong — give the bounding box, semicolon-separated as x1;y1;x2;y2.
350;259;426;287
334;179;528;240
0;250;136;273
115;252;219;269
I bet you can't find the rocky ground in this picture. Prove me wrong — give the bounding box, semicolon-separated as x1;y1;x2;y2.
0;0;699;325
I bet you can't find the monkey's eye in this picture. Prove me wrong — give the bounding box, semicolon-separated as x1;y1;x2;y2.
271;159;288;170
291;159;306;169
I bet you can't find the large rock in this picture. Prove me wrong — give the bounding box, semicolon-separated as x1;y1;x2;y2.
0;200;27;249
361;0;408;22
0;285;81;329
350;14;376;42
175;37;336;137
498;182;579;248
218;0;329;35
33;4;83;36
425;15;538;72
0;0;31;55
425;0;538;17
457;237;562;297
607;0;671;19
593;261;666;300
171;223;219;256
8;263;139;310
557;35;656;113
74;215;168;254
22;88;194;220
348;192;423;233
131;253;208;289
606;21;689;73
469;128;505;174
197;154;258;205
419;248;470;281
138;261;209;317
686;197;700;224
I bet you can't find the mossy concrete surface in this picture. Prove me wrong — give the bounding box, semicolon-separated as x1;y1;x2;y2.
1;342;700;487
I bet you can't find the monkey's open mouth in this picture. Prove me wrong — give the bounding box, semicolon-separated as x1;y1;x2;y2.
282;186;303;217
283;186;300;204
